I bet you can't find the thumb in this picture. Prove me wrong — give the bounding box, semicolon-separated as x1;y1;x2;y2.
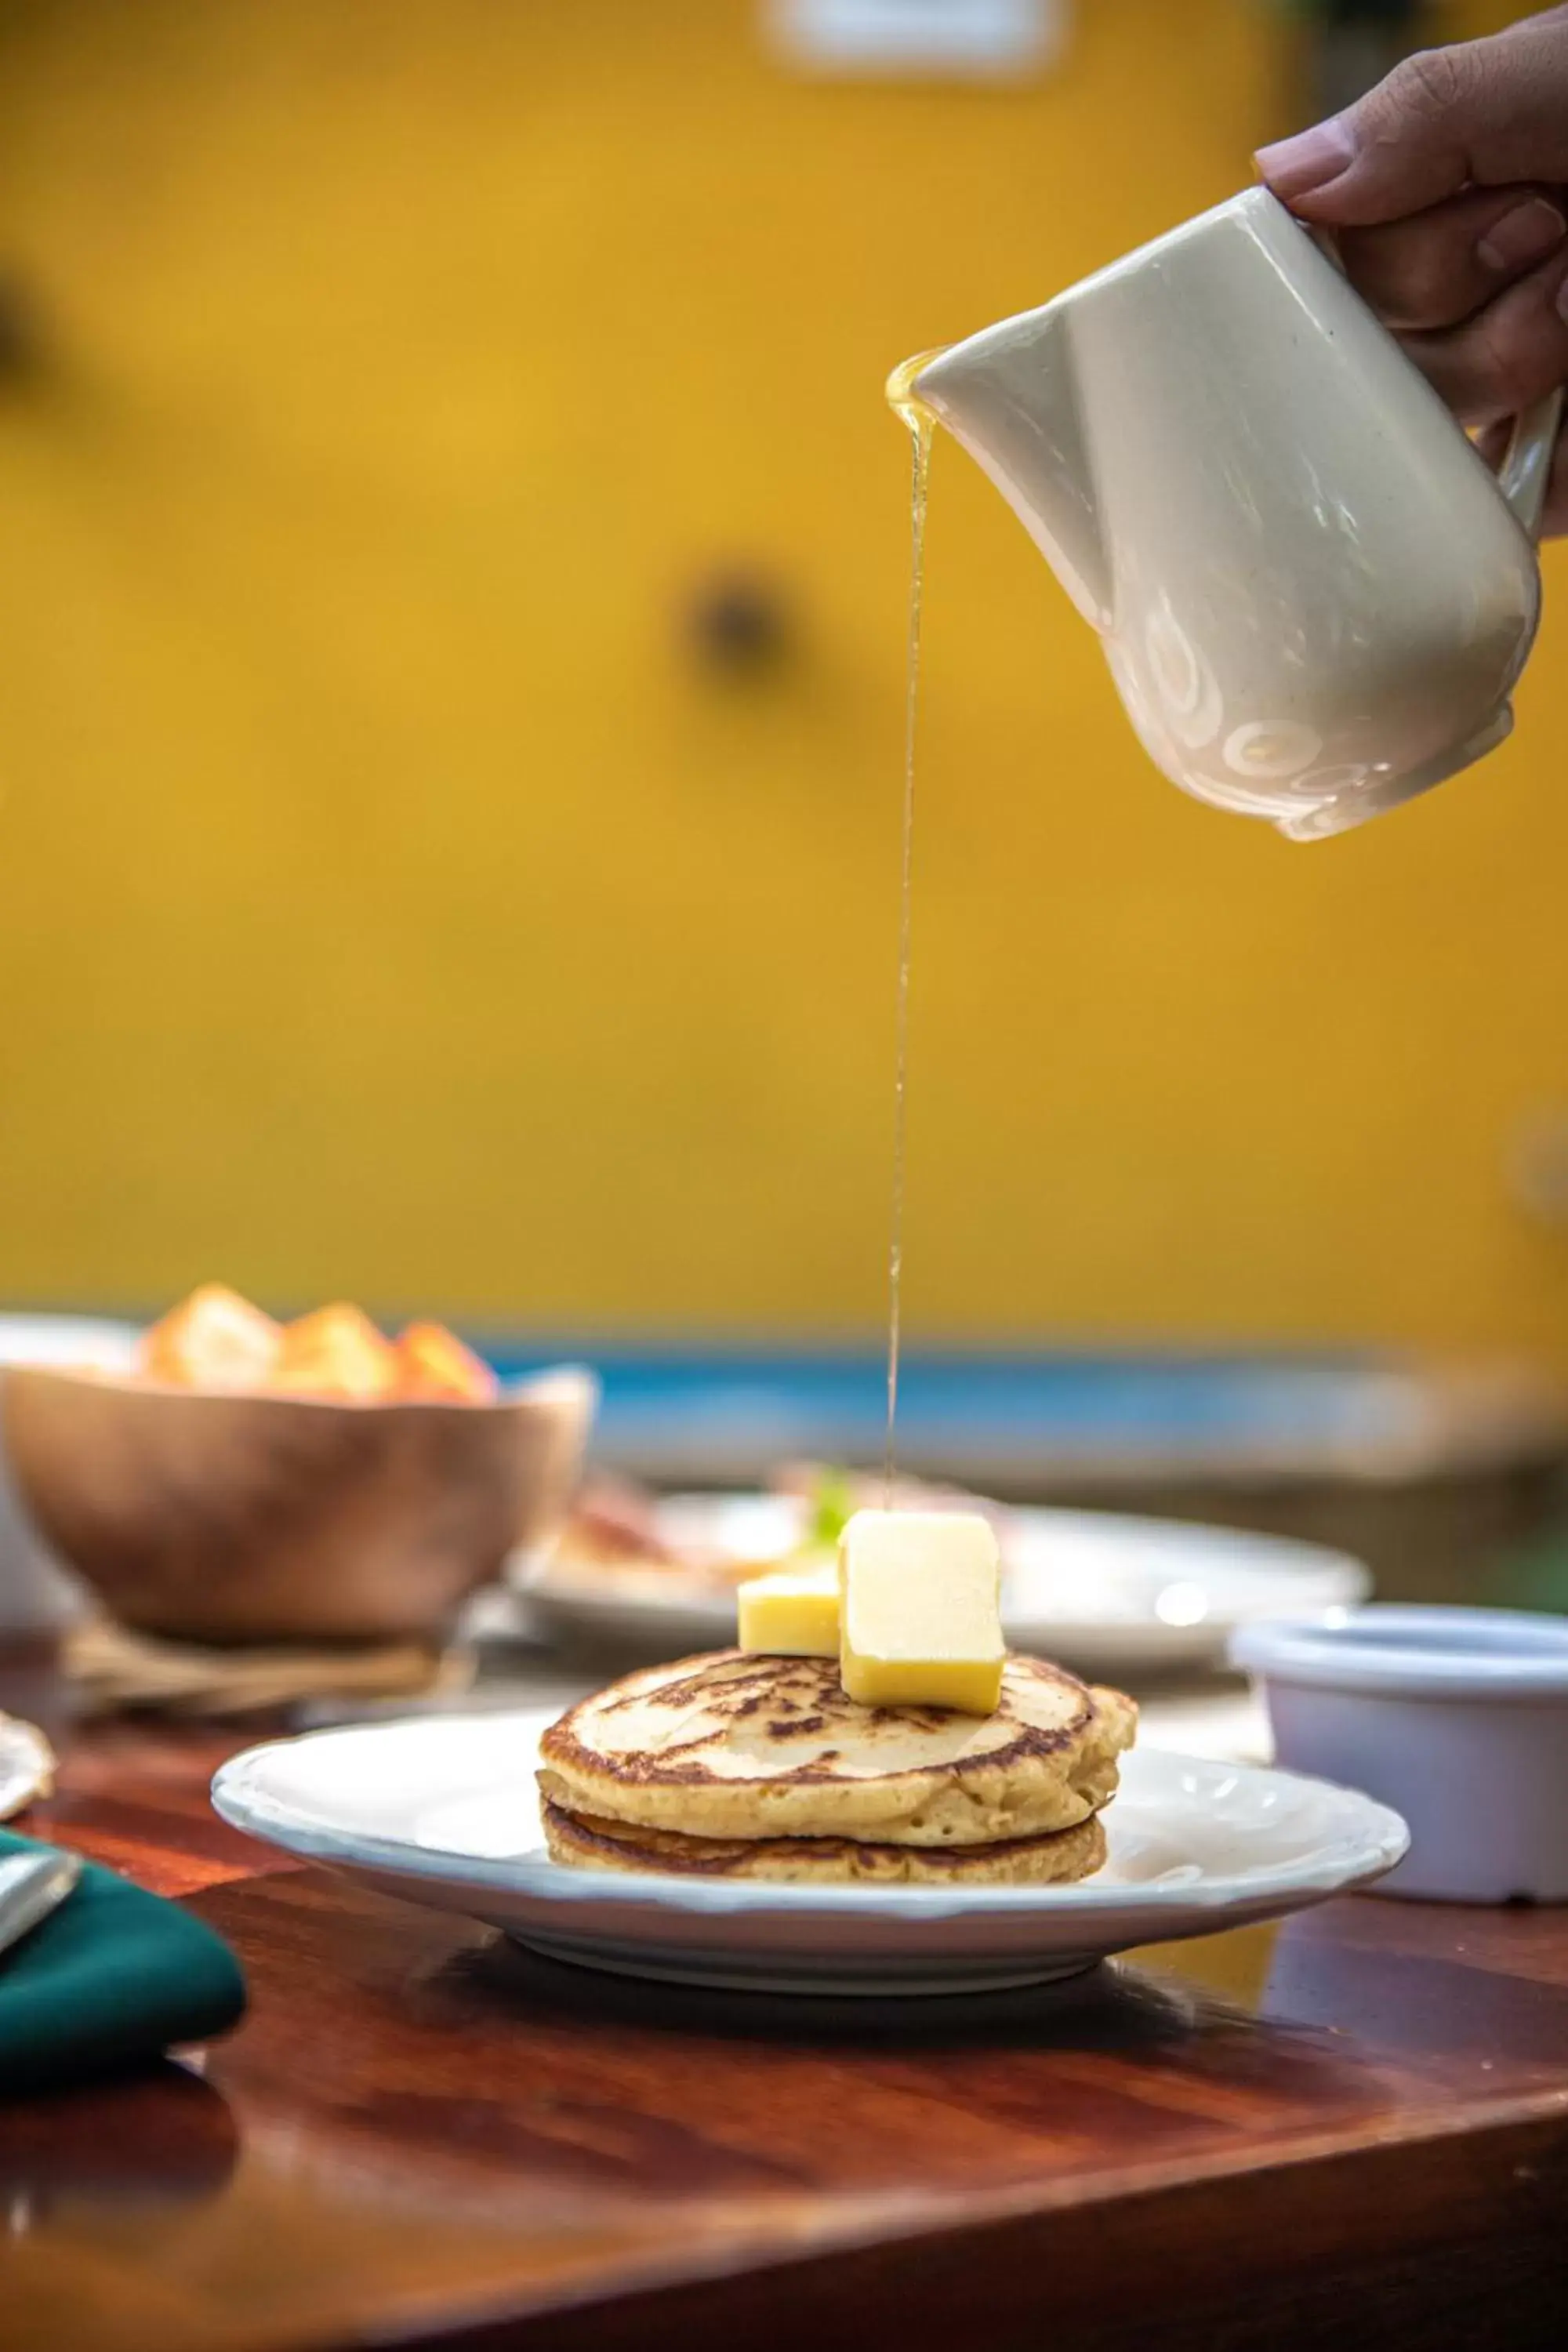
1256;11;1568;227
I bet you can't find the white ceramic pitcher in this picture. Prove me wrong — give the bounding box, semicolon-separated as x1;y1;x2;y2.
909;187;1562;842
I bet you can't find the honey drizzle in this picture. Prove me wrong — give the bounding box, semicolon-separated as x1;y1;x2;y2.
882;354;941;1502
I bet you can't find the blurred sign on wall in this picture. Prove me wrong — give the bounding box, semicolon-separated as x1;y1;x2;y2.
768;0;1065;79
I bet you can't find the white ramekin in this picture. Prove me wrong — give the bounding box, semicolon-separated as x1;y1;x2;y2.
1230;1605;1568;1904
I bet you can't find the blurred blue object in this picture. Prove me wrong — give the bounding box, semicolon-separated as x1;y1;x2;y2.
481;1343;1437;1487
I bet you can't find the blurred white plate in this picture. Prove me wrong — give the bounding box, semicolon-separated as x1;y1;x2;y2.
0;1316;141;1373
522;1494;1370;1680
0;1711;55;1816
212;1712;1407;1997
0;1314;142;1632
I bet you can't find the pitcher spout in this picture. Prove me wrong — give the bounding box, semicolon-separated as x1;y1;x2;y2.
905;305;1112;628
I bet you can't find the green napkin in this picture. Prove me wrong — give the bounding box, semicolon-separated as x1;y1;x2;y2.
0;1830;245;2094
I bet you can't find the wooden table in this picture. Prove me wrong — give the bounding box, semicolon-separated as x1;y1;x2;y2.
5;1650;1568;2352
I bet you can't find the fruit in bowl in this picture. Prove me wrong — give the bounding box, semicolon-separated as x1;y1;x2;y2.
137;1286;502;1405
2;1286;594;1647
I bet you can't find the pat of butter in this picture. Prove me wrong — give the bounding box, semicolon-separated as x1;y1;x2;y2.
738;1564;840;1657
838;1508;1004;1715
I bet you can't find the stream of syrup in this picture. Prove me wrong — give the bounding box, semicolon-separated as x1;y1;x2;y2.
880;354;942;1500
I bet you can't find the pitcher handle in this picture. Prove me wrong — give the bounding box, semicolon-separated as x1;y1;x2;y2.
1495;390;1563;540
1306;215;1563;540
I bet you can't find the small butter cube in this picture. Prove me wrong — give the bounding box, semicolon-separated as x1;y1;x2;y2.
738;1565;840;1657
839;1509;1004;1715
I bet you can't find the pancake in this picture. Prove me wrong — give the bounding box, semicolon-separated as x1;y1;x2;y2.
543;1798;1108;1886
537;1650;1135;1847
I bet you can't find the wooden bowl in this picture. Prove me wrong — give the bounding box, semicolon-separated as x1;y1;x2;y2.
0;1363;596;1646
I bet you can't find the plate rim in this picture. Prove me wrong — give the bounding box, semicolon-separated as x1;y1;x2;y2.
526;1497;1372;1646
211;1718;1409;1927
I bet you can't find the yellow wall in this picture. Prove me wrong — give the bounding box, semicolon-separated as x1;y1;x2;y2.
0;0;1562;1358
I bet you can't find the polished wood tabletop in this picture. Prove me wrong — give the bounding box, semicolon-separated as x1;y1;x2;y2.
4;1647;1568;2352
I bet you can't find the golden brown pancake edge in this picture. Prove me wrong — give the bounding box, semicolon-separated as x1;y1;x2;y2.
537;1650;1136;1847
542;1796;1109;1886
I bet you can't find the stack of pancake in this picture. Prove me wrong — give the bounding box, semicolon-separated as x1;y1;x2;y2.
538;1651;1135;1885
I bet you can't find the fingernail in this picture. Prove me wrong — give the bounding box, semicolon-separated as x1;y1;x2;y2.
1479;198;1566;273
1254;118;1355;201
1555;271;1568;323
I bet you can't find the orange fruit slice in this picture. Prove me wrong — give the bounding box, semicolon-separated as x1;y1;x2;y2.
270;1304;400;1402
139;1284;282;1391
394;1322;498;1403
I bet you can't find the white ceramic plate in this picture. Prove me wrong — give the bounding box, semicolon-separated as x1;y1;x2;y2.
212;1711;1407;1997
0;1314;141;1372
522;1496;1370;1680
0;1313;143;1632
0;1712;55;1818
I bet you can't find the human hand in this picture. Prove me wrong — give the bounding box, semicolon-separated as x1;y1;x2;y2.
1255;6;1568;533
